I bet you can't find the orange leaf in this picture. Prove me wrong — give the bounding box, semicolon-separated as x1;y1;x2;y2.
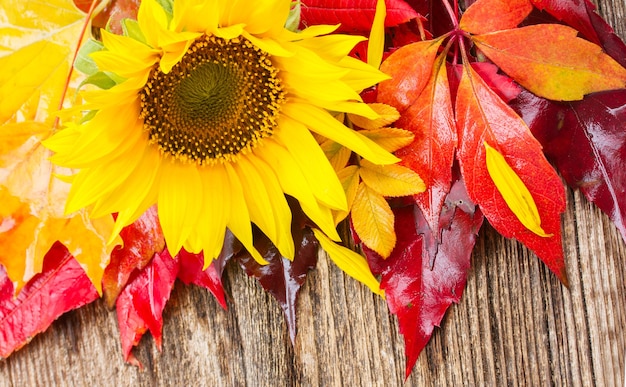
351;183;396;258
378;39;442;112
459;0;533;34
472;24;626;101
455;64;567;283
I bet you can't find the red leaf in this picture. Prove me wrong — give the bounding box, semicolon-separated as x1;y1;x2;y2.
116;249;179;366
381;57;457;239
512;89;626;244
103;206;165;308
470;62;522;103
364;181;483;378
455;65;568;283
177;232;242;310
0;242;99;358
300;0;419;33
529;0;601;44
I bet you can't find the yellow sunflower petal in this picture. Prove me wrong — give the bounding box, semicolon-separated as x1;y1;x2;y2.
137;0;169;48
157;160;204;255
198;165;230;261
313;229;384;296
273;115;347;210
224;163;268;265
282;102;399;165
257;139;341;241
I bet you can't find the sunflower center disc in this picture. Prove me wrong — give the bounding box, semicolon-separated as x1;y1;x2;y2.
140;35;285;164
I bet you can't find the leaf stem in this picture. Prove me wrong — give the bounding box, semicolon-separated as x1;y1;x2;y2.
441;0;459;29
54;0;101;130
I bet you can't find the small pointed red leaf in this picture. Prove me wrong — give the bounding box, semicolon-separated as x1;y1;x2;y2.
0;242;99;358
300;0;419;33
116;249;179;365
177;233;241;310
103;206;165;308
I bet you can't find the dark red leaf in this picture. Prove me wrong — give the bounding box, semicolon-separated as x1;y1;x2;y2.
512;89;626;244
237;230;318;344
0;242;99;358
365;178;483;378
236;200;318;343
300;0;419;33
116;249;179;366
103;206;165;308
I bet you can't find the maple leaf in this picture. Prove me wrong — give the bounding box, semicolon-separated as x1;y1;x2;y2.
177;247;232;310
300;0;420;33
0;0;115;293
0;242;99;358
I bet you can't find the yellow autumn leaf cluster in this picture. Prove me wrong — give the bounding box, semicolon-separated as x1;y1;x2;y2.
326;104;425;259
0;0;116;294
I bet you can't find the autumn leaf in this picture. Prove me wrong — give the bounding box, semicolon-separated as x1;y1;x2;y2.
459;0;533;35
529;0;601;44
116;249;179;366
378;39;442;112
300;0;419;33
512;89;626;244
0;242;99;358
0;0;115;293
102;206;165;308
352;182;396;257
456;64;567;283
364;191;483;377
238;230;318;343
380;54;457;235
471;24;626;101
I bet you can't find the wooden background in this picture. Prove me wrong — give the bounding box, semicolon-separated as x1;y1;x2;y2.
1;2;625;386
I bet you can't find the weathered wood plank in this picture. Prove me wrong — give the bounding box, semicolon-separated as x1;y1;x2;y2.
1;2;625;386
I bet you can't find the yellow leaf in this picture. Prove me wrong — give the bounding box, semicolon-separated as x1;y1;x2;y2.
334;165;361;224
0;2;115;294
321;139;353;172
0;0;85;124
358;127;415;153
312;228;384;296
484;142;551;237
351;183;396;258
359;159;425;197
348;103;400;130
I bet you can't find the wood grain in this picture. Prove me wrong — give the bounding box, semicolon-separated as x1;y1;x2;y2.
1;2;625;386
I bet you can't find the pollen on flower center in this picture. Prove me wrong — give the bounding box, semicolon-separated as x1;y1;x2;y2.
139;35;285;165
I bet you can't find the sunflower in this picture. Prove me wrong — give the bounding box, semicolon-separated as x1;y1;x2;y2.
45;0;398;265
